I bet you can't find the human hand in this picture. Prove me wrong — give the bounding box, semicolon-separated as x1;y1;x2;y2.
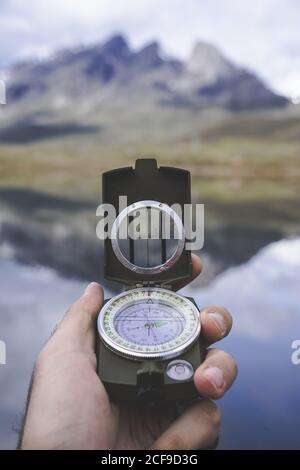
20;255;237;450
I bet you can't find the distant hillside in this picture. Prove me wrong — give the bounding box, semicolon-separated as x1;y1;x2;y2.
0;35;299;283
2;34;288;118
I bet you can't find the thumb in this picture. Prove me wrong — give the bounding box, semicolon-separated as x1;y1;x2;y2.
46;282;104;359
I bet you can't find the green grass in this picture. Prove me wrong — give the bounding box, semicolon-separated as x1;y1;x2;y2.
1;106;300;239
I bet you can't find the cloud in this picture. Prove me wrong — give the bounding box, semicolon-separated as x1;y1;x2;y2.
0;0;299;97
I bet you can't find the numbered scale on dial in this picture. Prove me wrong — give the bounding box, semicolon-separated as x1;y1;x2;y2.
98;288;200;360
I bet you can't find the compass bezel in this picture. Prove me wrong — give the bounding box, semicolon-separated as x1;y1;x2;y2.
111;200;185;275
98;287;200;360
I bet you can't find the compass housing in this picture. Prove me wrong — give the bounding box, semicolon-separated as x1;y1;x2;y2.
97;159;203;403
102;158;192;286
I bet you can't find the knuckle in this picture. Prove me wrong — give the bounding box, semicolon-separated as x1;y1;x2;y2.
217;349;234;365
231;355;238;378
223;351;238;379
164;433;186;450
201;400;221;432
210;405;221;429
34;340;57;371
220;349;232;360
34;349;49;373
214;350;238;379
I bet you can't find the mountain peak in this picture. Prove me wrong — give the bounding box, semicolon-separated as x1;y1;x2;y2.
137;41;161;58
187;40;235;79
192;40;224;56
5;34;288;112
142;41;160;52
133;41;163;70
101;34;130;58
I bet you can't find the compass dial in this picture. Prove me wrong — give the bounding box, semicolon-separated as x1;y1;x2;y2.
98;288;200;360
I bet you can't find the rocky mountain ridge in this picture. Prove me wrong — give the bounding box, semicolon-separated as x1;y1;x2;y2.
4;34;288;113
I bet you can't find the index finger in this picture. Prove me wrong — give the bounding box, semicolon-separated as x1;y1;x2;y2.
200;305;233;346
173;254;202;291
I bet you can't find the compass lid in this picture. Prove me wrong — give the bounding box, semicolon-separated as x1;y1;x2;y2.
102;158;192;286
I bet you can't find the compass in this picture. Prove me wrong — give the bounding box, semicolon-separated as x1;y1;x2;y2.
98;288;200;359
96;159;204;403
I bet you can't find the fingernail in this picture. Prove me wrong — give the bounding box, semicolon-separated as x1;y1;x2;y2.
208;312;227;336
202;367;224;391
84;282;99;295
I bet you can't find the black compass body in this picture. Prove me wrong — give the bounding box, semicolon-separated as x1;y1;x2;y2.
97;159;204;404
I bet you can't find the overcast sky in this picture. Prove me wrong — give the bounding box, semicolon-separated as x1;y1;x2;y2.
0;0;299;98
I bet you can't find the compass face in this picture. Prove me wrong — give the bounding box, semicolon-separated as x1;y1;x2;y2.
98;288;200;360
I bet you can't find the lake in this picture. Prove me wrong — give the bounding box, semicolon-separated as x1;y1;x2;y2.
0;238;299;449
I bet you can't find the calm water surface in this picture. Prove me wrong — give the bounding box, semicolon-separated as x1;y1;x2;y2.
1;238;299;449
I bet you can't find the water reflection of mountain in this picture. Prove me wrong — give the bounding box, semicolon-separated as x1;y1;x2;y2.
184;238;300;449
0;187;284;290
184;238;300;339
1;238;299;449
